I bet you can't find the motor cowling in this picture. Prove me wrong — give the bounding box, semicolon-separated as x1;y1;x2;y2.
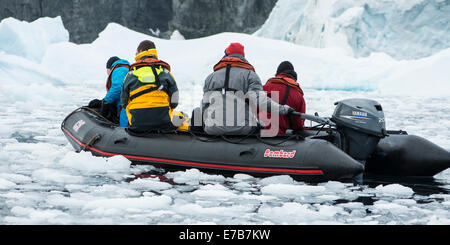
331;99;387;162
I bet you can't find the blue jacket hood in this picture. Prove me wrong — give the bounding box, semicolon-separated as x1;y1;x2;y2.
111;59;131;68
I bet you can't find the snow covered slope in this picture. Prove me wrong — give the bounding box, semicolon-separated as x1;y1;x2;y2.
256;0;450;60
39;22;450;101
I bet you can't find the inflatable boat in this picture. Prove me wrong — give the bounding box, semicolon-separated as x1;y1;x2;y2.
61;99;450;182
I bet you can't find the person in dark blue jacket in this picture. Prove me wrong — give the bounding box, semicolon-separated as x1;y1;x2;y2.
89;56;130;127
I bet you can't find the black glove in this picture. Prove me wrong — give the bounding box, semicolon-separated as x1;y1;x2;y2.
100;100;119;123
100;100;113;115
88;99;102;108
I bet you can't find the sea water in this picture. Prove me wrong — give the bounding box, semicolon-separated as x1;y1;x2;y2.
0;88;448;225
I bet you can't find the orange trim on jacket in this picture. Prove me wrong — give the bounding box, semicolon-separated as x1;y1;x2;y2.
266;76;304;95
131;57;171;72
213;57;255;72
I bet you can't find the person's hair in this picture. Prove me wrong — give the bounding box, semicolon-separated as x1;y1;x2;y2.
106;56;120;69
137;40;156;53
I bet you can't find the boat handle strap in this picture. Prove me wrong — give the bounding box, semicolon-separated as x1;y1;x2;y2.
82;134;101;151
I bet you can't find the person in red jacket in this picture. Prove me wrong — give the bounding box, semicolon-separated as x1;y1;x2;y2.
260;61;306;135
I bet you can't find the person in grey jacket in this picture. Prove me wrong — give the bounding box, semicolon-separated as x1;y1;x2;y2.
201;43;294;136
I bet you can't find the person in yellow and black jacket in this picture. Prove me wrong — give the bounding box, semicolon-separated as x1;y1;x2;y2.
121;40;189;134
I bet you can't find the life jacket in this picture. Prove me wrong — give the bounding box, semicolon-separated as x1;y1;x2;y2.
212;57;256;95
125;56;188;132
213;57;255;72
266;77;304;96
130;57;171;72
266;76;304;130
106;63;131;92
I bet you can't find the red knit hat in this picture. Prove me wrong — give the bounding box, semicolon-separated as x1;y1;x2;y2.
225;43;245;57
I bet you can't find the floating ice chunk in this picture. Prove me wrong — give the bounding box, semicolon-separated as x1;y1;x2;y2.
191;183;236;197
191;189;237;199
232;182;254;191
26;209;72;225
91;184;141;198
160;189;180;197
0;192;26;199
166;169;225;185
59;151;131;173
261;184;326;198
46;194;87;210
316;194;341;201
317;205;343;217
258;202;331;224
192;184;238;199
375;184;414;197
0;173;32;184
233;174;254;180
427;215;450;225
7;207;72;225
3;142;67;166
372;200;411;214
259;175;295;186
10;206;34;216
142;192;156;197
338;202;365;210
63;184;88;192
0;178;17;189
0;17;69;62
173;203;253;217
129;178;172;191
83;195;172;211
107;155;132;170
31;168;84;184
392;199;417;206
320;181;350;190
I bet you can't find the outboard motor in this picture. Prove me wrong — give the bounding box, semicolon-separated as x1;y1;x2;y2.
331;99;387;162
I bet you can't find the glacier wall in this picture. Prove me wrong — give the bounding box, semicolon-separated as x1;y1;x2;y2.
256;0;450;60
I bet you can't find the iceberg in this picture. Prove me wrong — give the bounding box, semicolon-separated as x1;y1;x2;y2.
256;0;450;60
0;16;69;62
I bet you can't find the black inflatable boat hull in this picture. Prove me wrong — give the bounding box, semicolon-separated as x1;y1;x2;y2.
62;108;450;181
61;108;364;182
366;134;450;177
